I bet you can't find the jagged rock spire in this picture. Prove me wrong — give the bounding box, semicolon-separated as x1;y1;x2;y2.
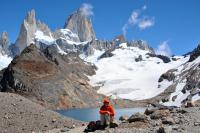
25;9;36;25
15;9;52;54
0;31;10;55
64;8;96;42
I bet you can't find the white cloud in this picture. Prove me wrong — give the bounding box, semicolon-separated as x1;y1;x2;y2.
138;17;155;30
128;11;140;24
122;5;155;36
80;3;93;17
122;24;128;37
142;5;147;10
156;41;172;56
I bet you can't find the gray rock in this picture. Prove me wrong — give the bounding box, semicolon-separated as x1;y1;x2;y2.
135;55;143;62
194;122;200;126
119;115;128;121
172;95;177;101
144;108;156;115
157;127;166;133
150;109;171;120
161;117;175;125
158;70;175;82
128;112;148;123
98;49;114;59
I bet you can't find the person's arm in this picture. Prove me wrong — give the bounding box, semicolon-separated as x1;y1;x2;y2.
109;106;115;116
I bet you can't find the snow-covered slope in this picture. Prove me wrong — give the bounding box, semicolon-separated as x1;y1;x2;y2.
0;54;12;70
83;43;188;100
162;56;200;107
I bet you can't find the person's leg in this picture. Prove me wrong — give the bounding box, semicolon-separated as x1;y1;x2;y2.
110;116;114;123
100;114;105;126
104;114;111;126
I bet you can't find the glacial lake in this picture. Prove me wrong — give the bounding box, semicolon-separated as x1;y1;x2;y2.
57;107;146;122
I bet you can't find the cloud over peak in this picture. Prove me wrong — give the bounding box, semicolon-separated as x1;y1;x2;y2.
156;41;172;56
80;3;94;17
138;17;155;30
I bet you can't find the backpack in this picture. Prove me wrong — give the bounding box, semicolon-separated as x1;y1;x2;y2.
84;121;97;132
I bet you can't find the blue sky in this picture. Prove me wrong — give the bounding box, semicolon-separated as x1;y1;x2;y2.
0;0;200;55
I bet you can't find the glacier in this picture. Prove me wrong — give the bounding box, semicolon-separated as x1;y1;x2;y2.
85;43;188;100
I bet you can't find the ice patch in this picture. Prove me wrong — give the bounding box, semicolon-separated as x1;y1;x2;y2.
0;54;12;70
35;30;55;45
56;45;67;55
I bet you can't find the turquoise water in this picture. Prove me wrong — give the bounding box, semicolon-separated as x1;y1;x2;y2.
57;107;146;122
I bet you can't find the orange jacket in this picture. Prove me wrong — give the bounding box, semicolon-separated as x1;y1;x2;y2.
99;105;115;116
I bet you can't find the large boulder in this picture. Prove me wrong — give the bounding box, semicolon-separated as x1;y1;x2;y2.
128;112;148;123
161;117;175;125
150;109;171;120
119;115;129;121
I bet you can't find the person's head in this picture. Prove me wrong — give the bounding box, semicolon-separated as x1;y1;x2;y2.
103;99;109;106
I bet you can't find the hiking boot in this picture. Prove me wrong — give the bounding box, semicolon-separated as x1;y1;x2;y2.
99;125;105;130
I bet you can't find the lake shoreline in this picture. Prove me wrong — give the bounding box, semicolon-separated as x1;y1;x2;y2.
49;106;200;133
56;107;146;122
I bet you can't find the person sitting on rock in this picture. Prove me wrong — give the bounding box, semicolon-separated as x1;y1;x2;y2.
99;98;115;127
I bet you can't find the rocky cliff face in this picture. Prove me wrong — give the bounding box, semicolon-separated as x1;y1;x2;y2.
15;9;52;53
64;9;96;42
0;44;103;109
0;32;10;55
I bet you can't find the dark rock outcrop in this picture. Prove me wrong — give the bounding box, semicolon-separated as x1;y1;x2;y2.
189;44;200;62
158;69;176;82
0;44;102;109
98;49;114;59
135;55;143;62
146;53;171;63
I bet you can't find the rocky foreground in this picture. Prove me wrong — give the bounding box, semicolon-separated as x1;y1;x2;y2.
95;106;200;133
45;105;200;133
1;91;200;133
0;92;83;133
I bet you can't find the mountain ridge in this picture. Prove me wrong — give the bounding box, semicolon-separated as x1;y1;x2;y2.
0;7;200;108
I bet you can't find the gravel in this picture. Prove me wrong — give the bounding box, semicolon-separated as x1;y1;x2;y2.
0;92;83;133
